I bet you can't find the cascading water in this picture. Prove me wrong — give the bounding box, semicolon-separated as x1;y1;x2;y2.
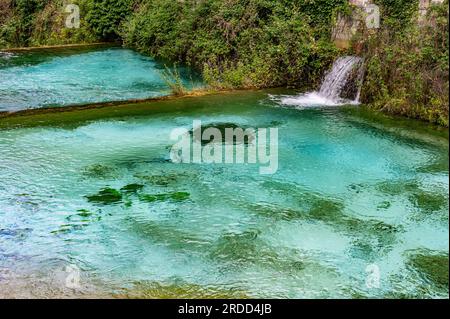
273;56;364;107
318;56;363;101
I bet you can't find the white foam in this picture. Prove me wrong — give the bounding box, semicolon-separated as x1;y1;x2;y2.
271;55;364;109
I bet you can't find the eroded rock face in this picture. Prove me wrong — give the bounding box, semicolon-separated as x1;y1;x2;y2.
331;1;374;49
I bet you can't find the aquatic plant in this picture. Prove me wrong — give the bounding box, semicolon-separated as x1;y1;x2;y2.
376;179;421;196
81;164;119;179
120;183;144;193
134;173;179;186
139;191;190;203
85;187;123;205
376;179;449;217
159;65;188;96
409;191;448;214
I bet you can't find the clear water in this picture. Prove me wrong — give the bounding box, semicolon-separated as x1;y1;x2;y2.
0;90;448;298
0;46;202;112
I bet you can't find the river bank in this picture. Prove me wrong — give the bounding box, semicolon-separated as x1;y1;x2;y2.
1;0;448;126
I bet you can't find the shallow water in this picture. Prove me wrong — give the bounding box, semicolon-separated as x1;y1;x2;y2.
0;46;202;112
0;91;448;298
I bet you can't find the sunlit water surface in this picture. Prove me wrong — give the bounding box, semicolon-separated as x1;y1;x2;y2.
0;46;201;112
0;90;448;298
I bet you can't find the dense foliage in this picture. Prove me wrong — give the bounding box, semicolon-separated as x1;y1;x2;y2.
360;0;449;126
0;0;448;126
122;0;346;88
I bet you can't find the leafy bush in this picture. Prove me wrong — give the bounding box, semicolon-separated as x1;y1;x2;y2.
361;0;449;126
86;0;133;41
122;0;344;89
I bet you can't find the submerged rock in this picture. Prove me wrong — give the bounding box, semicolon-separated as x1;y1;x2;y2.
85;188;123;205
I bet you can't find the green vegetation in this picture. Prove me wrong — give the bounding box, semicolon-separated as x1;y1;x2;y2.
360;0;449;126
122;0;342;89
139;191;190;203
0;0;448;126
120;281;250;299
120;183;144;193
86;187;123;204
407;249;449;291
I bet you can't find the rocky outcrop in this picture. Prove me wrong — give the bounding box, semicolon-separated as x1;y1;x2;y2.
331;0;375;49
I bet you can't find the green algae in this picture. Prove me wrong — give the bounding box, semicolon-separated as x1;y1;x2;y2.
416;154;449;174
85;187;123;205
246;203;304;221
81;164;119;179
65;209;101;223
376;179;448;217
134;173;179;186
51;222;89;235
260;180;401;241
376;180;421;196
120;183;144;193
407;250;449;291
409;191;448;214
245;191;401;248
139;192;190;203
348;240;378;262
307;199;344;222
119;281;250;299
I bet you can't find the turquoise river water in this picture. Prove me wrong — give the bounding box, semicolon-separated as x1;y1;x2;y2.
0;48;448;298
0;46;201;112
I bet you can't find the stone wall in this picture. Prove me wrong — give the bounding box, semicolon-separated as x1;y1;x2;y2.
331;0;373;49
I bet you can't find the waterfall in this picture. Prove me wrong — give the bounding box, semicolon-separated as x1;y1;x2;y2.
272;56;364;107
318;56;363;102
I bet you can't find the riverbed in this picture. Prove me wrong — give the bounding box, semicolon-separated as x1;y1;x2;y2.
0;48;448;299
